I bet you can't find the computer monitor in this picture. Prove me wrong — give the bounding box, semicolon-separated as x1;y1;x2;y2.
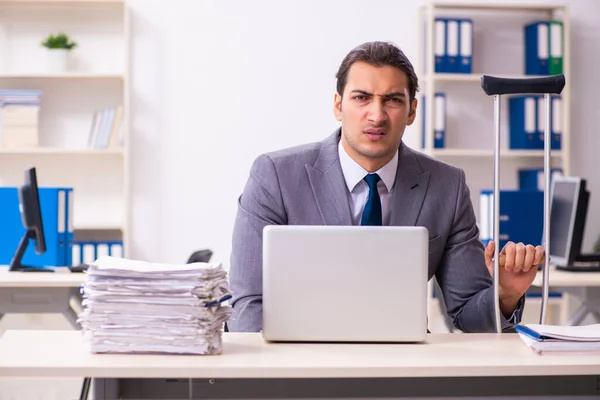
9;167;52;272
548;176;596;269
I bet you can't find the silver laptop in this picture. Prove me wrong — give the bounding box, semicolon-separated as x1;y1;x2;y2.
262;225;429;343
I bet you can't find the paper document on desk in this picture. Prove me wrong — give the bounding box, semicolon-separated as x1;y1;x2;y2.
516;323;600;355
78;255;232;355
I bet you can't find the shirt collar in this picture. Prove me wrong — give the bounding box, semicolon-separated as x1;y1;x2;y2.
338;139;398;193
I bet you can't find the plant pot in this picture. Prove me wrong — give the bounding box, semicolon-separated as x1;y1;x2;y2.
46;48;70;72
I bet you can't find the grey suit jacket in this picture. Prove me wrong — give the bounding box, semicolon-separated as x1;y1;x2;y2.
228;128;523;333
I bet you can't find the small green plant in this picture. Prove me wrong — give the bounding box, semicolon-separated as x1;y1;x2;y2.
41;32;77;50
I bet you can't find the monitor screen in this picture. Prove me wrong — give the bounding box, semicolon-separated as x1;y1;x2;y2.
19;167;46;254
9;167;49;272
548;177;582;266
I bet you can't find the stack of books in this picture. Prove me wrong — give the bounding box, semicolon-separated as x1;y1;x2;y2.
516;323;600;355
78;255;232;355
0;89;42;148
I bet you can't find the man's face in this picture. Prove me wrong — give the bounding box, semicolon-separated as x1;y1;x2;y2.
334;61;417;171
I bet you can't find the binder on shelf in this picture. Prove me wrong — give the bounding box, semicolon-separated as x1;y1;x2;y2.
446;19;459;73
479;190;544;250
458;18;473;74
508;95;537;149
551;95;562;150
548;20;564;75
524;21;549;75
518;168;563;191
434;18;447;73
64;189;74;266
537;95;562;150
421;92;446;149
0;186;72;267
433;18;471;74
536;96;545;149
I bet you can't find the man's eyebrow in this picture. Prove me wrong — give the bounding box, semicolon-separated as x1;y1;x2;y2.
382;92;406;98
350;89;372;96
349;90;406;98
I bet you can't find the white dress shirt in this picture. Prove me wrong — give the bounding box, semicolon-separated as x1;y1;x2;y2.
338;140;398;226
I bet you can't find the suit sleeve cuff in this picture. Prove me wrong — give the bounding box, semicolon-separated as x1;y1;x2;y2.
503;295;525;327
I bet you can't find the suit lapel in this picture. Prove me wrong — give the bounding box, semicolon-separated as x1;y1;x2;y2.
389;143;431;226
306;129;353;226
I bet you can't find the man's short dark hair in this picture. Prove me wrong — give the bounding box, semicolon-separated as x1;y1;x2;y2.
335;41;419;102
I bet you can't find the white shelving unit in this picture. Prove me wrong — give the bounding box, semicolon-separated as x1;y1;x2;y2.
0;0;130;257
416;1;570;213
416;3;570;329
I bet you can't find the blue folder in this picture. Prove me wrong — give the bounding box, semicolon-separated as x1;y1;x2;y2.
524;21;549;75
515;325;549;341
479;190;543;250
421;92;446;149
0;187;73;267
509;95;538;149
458;18;473;74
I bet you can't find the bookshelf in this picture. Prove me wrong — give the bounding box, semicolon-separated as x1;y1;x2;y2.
0;73;123;78
416;2;570;328
0;147;124;154
416;2;570;207
0;0;130;258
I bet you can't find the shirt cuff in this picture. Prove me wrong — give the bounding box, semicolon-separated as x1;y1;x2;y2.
505;295;525;325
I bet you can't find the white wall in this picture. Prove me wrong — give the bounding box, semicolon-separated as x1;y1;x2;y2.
127;0;600;266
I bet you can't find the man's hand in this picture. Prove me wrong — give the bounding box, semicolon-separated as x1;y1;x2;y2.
484;241;546;317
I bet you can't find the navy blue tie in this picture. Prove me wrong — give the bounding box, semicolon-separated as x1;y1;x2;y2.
360;173;382;226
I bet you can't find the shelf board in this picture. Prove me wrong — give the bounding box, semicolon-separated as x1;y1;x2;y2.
0;0;124;6
73;224;123;231
0;72;124;80
428;149;563;158
422;73;551;83
0;147;123;155
422;2;565;12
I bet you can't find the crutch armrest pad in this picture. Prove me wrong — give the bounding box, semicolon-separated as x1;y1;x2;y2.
481;74;565;96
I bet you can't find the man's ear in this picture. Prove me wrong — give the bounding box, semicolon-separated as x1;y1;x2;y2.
407;98;418;126
333;93;342;121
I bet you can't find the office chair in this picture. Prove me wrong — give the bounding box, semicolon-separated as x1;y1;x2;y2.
187;249;213;263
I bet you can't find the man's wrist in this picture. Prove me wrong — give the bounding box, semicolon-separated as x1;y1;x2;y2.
499;290;522;317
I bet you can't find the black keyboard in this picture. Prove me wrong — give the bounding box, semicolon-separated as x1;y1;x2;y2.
574;253;600;263
556;263;600;272
69;264;90;273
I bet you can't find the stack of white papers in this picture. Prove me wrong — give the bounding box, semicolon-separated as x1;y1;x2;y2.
516;323;600;355
78;256;232;355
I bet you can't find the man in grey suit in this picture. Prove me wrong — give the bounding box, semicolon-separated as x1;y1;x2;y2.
228;41;545;333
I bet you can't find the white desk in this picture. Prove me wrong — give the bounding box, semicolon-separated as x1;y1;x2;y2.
533;267;600;325
0;269;86;328
0;330;598;399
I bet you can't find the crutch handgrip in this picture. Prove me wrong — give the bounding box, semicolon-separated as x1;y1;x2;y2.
481;74;565;96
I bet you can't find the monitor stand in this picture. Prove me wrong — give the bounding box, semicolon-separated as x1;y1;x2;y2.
8;230;54;272
556;252;600;272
